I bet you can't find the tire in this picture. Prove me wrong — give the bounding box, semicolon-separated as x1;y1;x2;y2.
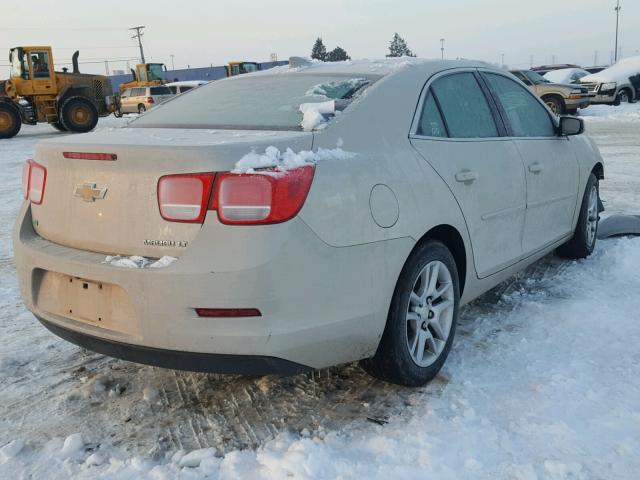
0;102;22;139
557;173;599;259
51;121;68;132
361;240;460;387
616;89;632;105
543;96;564;115
138;104;146;114
59;96;99;133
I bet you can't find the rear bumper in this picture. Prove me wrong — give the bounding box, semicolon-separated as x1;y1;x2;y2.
38;316;312;375
14;203;411;371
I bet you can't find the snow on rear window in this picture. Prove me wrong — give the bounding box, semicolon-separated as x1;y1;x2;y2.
305;78;368;99
133;75;374;131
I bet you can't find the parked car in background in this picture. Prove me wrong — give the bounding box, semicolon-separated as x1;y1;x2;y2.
14;59;604;387
119;85;174;114
580;56;640;105
544;68;591;85
166;80;208;95
510;69;590;114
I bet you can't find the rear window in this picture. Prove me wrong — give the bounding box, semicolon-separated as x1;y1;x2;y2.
150;86;172;95
133;74;373;130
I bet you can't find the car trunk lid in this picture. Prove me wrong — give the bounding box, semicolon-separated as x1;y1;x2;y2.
30;127;313;258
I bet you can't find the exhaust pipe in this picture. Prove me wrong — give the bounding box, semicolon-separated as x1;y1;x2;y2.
72;51;80;74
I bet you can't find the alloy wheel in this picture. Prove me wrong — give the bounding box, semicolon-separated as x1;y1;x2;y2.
406;260;455;367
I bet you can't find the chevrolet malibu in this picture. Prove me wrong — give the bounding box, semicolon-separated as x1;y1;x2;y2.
14;60;604;386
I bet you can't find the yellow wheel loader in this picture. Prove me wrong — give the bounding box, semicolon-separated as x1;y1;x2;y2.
119;63;168;92
0;46;119;139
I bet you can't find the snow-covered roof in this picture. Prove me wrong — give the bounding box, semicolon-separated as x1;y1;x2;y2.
544;68;590;84
251;57;489;78
581;56;640;84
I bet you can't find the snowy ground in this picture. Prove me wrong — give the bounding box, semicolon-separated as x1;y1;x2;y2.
1;107;639;479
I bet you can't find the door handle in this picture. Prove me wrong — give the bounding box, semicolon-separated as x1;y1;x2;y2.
455;170;479;184
528;163;543;174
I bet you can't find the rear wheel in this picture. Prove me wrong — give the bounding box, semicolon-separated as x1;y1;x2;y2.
557;173;599;259
616;88;632;105
543;96;564;115
59;96;99;133
138;104;146;114
0;102;22;139
361;240;460;386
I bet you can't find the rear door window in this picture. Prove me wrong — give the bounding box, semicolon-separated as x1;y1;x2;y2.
484;73;555;137
150;86;172;95
431;72;498;138
417;92;447;137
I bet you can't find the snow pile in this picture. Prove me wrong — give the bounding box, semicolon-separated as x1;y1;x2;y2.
0;440;23;463
580;102;640;121
59;433;85;460
581;55;640;84
102;255;177;269
233;144;355;173
299;100;335;131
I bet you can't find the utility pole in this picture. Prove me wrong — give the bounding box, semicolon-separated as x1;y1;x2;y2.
614;0;621;62
170;54;175;70
594;50;598;65
440;38;445;59
529;55;534;68
130;25;146;63
551;54;556;64
501;53;505;66
104;60;109;76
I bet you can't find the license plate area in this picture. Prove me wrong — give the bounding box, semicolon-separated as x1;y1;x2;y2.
35;270;140;336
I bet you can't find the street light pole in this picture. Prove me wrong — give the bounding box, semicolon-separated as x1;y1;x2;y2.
170;54;175;70
440;38;445;59
614;0;621;62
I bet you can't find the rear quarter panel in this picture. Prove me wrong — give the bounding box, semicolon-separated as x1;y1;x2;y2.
298;67;476;302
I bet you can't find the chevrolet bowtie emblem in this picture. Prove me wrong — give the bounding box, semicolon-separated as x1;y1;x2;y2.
74;183;108;202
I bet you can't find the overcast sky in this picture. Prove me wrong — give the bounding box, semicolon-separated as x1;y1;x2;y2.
1;0;638;77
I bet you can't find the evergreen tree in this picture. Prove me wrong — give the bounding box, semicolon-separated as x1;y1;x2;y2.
311;38;327;61
326;46;351;62
386;33;416;58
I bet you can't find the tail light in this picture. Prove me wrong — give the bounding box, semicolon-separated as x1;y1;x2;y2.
156;165;314;225
157;173;214;223
22;160;47;204
211;165;315;225
147;97;155;104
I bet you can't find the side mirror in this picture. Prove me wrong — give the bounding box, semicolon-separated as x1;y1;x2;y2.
558;116;584;136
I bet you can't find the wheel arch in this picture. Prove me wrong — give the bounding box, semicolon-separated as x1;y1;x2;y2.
591;162;604;180
412;224;467;297
541;93;565;108
57;86;95;108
